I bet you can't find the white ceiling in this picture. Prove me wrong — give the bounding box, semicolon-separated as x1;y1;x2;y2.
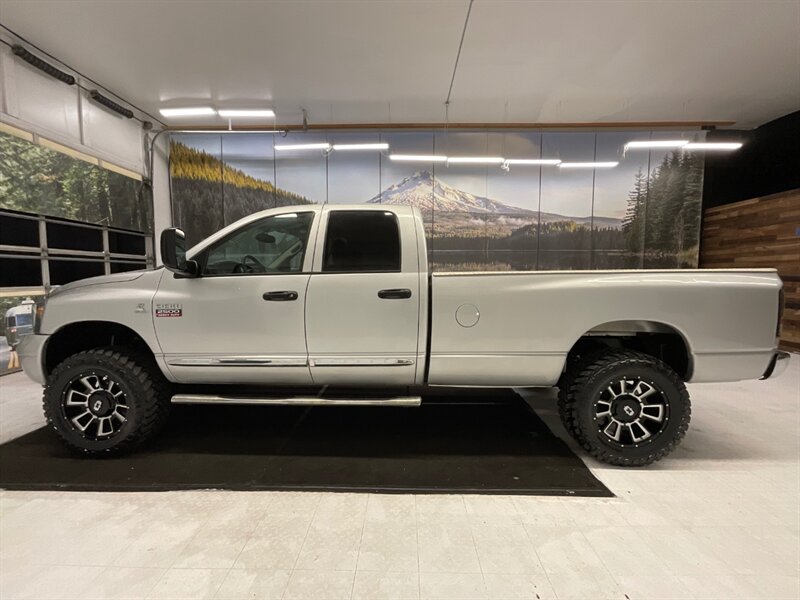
1;0;798;129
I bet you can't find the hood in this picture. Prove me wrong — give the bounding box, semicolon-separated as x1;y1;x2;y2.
48;269;151;297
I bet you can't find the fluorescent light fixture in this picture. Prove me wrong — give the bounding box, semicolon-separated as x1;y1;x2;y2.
159;107;215;117
218;109;275;118
624;140;689;150
331;143;389;151
274;143;332;151
504;158;562;165
559;162;619;169
389;154;448;162
447;156;505;164
682;142;743;151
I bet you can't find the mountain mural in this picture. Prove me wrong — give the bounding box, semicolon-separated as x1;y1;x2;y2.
366;170;622;229
367;170;533;214
165;132;701;273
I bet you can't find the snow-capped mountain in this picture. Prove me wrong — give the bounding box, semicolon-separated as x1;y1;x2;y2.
367;170;533;214
366;170;622;229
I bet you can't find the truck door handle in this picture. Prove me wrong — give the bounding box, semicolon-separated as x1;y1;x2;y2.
262;290;298;301
378;288;412;299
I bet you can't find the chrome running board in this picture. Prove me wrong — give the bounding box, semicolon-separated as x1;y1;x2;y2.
171;394;422;407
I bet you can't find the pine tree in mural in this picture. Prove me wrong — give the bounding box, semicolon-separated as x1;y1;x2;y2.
0;131;152;232
623;168;647;256
679;153;703;262
622;150;703;268
169;141;313;245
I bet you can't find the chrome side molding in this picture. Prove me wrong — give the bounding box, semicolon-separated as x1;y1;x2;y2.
166;357;415;367
171;394;422;406
309;358;414;367
167;357;308;367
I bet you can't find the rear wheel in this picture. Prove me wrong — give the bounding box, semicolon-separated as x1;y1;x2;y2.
559;349;691;466
557;350;601;442
43;347;170;456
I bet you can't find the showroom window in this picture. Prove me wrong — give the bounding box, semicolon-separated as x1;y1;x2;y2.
0;209;152;290
323;211;401;273
203;212;314;275
0;122;154;293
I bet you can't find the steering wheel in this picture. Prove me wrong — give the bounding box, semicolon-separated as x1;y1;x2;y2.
233;254;267;273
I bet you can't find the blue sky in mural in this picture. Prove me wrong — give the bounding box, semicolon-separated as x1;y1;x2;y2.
174;129;703;219
329;132;382;204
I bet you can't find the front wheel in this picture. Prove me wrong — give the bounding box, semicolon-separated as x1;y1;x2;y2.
559;349;691;467
43;347;170;456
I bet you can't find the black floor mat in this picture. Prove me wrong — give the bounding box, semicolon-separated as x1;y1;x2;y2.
0;389;611;496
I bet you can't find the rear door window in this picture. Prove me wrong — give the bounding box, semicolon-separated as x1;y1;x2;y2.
322;211;401;272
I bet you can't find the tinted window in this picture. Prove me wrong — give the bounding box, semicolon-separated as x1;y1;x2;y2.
15;313;32;326
49;259;105;284
203;212;314;275
323;211;401;272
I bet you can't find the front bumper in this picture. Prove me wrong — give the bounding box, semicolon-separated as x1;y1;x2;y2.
761;351;791;380
17;334;49;385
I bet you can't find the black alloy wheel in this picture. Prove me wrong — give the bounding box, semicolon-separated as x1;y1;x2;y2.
594;376;669;447
61;372;130;440
43;347;170;456
558;349;691;467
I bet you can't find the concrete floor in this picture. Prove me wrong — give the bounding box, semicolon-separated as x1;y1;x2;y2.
0;358;798;600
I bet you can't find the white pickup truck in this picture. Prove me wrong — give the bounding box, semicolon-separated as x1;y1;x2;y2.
18;204;789;466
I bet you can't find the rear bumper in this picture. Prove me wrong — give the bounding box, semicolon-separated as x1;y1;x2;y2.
17;333;48;385
761;351;791;380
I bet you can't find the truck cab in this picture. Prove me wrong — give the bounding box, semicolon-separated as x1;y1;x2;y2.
154;204;427;387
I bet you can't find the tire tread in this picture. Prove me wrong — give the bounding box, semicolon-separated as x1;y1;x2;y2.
560;349;691;467
43;347;170;456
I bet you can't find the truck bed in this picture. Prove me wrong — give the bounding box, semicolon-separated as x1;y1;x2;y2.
427;269;782;386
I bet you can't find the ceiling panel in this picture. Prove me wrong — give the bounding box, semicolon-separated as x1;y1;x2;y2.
449;0;800;126
1;0;798;128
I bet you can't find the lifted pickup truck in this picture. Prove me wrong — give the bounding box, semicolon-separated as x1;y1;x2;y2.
19;204;789;466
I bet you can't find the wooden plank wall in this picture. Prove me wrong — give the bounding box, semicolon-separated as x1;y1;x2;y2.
701;188;800;352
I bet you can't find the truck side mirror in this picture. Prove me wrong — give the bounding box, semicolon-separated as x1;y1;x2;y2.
160;228;198;277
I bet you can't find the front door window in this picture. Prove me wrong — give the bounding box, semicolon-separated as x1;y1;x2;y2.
203;212;314;275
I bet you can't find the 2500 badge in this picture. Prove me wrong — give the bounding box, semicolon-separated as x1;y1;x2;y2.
155;303;182;317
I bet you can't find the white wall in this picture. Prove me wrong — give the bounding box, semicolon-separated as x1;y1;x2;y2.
0;42;147;176
150;133;171;262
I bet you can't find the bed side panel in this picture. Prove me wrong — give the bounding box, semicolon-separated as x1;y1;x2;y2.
428;270;781;386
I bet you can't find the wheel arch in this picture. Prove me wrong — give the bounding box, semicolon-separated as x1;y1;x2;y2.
566;319;694;381
44;320;158;377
